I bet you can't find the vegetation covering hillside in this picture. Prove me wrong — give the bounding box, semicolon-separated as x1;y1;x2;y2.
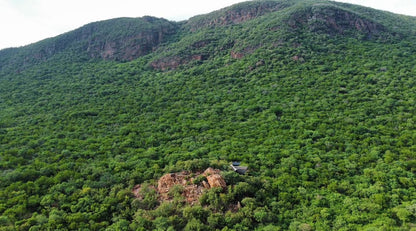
1;0;416;230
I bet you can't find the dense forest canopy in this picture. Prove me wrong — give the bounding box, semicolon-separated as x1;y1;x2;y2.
1;0;416;230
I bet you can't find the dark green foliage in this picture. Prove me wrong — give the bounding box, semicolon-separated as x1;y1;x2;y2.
1;0;416;230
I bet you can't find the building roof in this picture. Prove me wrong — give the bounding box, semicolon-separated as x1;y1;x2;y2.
230;164;248;174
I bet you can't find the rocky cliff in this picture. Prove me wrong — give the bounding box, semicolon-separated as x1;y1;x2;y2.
1;0;413;73
185;1;293;31
0;16;179;72
287;4;386;38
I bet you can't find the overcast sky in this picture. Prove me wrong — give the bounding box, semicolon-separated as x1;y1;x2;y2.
0;0;415;50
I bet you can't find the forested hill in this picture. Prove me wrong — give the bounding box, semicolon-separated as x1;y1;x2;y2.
2;0;416;72
1;0;416;230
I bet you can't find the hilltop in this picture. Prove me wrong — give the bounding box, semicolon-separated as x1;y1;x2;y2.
1;0;416;230
1;0;415;72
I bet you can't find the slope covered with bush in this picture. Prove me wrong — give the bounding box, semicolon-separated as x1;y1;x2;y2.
1;0;416;230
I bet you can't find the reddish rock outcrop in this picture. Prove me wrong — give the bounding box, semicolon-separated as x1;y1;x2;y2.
134;168;226;205
206;174;227;189
203;167;221;176
183;185;205;204
157;173;188;195
186;1;290;31
288;4;385;37
203;168;226;189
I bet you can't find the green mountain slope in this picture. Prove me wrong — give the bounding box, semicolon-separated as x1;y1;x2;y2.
0;16;178;73
1;0;416;230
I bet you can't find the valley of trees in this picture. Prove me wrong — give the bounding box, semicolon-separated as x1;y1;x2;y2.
1;0;416;230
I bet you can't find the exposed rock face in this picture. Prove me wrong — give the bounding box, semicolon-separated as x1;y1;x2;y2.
84;17;178;61
309;7;383;35
17;16;179;64
134;168;226;205
203;167;220;176
186;1;291;31
182;185;205;204
206;174;227;188
1;1;400;74
156;172;207;204
288;4;385;37
89;30;176;61
203;167;227;189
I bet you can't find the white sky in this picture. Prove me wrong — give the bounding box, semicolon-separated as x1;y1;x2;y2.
0;0;415;50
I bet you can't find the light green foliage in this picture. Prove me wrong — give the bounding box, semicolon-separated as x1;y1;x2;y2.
1;0;416;230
